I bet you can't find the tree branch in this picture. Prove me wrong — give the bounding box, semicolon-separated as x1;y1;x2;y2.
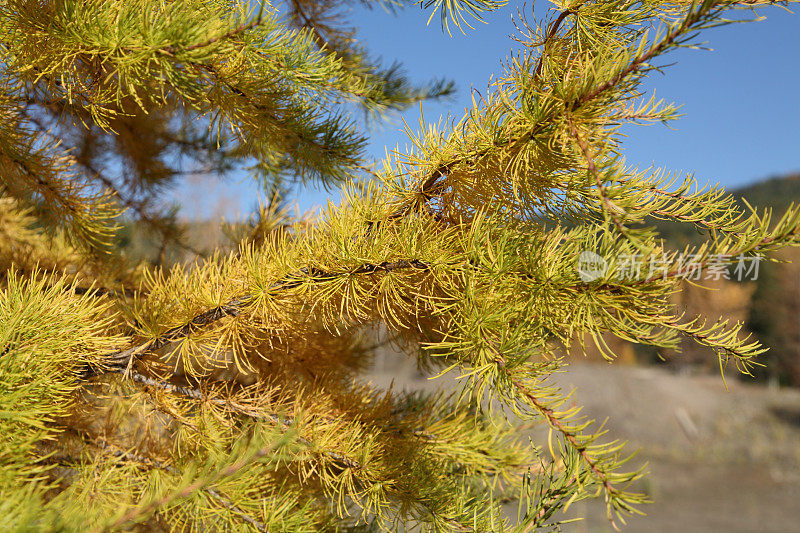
98;259;430;372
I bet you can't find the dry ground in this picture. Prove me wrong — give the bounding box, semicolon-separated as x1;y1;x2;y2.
367;355;800;532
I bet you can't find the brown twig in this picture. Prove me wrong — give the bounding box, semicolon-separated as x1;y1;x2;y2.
72;285;139;299
567;115;629;236
509;376;622;530
127;371;443;445
532;4;583;78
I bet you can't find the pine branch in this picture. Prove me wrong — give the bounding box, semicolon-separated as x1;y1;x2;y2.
72;285;139;299
84;435;271;532
128;370;287;427
122;370;487;530
576;2;715;106
102;438;287;532
5;1;800;530
640;226;800;284
126;370;442;444
99;259;430;372
166;9;267;55
377;0;769;224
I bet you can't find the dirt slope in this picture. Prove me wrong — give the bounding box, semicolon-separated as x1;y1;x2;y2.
367;357;800;531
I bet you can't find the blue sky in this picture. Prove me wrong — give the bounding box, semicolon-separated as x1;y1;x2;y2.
185;2;800;218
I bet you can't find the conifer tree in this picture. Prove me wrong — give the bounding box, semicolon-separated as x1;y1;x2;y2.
1;0;798;530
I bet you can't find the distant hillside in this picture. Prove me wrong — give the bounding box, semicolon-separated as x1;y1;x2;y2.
653;172;800;246
733;172;800;214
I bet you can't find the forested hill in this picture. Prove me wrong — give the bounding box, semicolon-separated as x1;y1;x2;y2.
734;172;800;213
